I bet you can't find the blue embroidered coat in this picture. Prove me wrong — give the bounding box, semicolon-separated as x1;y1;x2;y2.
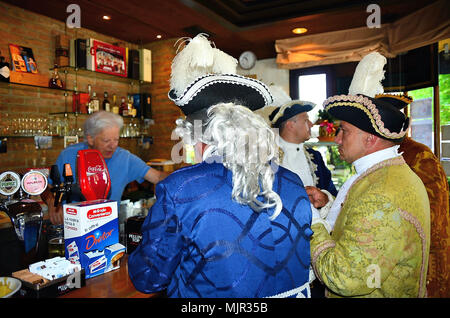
305;148;338;197
128;161;313;298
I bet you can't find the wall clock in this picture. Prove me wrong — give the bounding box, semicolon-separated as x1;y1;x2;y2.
239;51;257;70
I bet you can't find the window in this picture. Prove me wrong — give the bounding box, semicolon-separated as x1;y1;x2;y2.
298;73;327;124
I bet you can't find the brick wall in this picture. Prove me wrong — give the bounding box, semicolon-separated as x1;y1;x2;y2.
0;1;182;174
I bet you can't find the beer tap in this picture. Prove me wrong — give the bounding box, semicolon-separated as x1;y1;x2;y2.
0;170;47;265
50;164;85;207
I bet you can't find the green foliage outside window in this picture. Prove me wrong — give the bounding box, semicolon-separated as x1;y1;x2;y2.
408;74;450;125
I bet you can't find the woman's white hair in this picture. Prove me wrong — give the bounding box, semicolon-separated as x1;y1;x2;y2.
175;102;282;220
84;110;124;138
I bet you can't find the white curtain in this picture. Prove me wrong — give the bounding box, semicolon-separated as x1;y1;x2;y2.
275;0;450;69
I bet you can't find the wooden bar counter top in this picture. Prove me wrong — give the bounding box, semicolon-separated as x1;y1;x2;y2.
60;255;162;298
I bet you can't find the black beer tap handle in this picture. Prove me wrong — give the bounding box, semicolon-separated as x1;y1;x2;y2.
50;165;61;186
49;165;64;207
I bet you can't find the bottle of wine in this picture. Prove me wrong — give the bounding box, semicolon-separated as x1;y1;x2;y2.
90;91;100;112
119;97;128;117
112;94;119;114
102;91;110;112
87;84;94;114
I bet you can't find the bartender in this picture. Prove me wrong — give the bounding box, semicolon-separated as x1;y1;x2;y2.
41;111;168;224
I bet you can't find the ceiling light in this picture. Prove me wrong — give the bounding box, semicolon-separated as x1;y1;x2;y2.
156;35;162;39
292;27;308;34
102;15;111;20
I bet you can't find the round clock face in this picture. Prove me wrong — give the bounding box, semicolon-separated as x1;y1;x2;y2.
239;51;257;70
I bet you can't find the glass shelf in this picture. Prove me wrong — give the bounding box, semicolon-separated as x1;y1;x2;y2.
0;80;73;95
1;65;150;93
58;66;149;85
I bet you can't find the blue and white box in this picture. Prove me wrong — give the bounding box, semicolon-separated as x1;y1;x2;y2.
63;199;125;279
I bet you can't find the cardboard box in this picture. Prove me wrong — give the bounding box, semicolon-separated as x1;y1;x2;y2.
125;215;145;254
86;39;127;77
63;199;125;279
55;34;70;49
139;48;151;82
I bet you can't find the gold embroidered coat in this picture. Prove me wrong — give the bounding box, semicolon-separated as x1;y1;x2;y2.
311;157;430;298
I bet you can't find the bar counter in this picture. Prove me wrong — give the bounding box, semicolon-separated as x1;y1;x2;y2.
60;255;161;298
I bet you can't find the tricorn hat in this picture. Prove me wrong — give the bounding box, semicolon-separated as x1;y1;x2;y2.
269;101;315;128
168;34;273;116
374;92;413;110
323;52;410;142
255;85;315;128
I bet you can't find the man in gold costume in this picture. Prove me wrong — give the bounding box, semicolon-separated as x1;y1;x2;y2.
376;93;450;298
307;52;430;297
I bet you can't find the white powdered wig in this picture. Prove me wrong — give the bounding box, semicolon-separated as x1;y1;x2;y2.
170;34;238;97
348;52;387;97
175;103;283;220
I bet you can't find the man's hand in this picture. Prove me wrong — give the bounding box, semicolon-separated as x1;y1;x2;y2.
305;186;329;208
41;186;64;224
48;205;64;225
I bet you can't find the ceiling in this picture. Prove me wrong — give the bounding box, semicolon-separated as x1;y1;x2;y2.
2;0;433;60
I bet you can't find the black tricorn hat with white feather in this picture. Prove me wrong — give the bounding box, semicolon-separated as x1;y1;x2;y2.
168;34;273;116
323;52;411;142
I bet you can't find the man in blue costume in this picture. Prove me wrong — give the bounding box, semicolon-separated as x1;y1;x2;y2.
41;111;168;224
266;96;337;298
127;34;313;298
268;100;337;199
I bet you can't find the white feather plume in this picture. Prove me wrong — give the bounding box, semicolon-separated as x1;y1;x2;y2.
170;34;238;97
348;52;387;97
254;85;291;126
268;85;291;107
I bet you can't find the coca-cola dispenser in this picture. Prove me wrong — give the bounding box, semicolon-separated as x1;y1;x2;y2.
76;149;111;201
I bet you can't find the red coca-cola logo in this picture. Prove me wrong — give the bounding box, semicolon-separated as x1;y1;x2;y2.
87;165;104;173
66;207;77;215
87;206;112;219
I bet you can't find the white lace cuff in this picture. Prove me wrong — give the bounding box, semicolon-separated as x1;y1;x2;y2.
318;190;335;219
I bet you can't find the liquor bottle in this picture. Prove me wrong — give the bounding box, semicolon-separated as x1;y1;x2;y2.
102;91;110;112
112;94;119;114
87;84;94;114
49;64;64;89
128;95;136;118
0;50;10;83
90;92;100;112
119;97;128;117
